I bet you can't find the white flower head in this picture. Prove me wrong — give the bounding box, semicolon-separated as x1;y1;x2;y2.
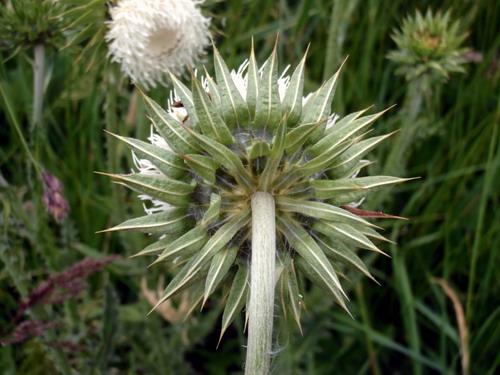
105;0;211;89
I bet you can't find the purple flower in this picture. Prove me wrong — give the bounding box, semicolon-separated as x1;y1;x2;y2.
42;171;70;222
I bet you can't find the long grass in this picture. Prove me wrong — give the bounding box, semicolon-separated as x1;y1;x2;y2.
1;0;498;373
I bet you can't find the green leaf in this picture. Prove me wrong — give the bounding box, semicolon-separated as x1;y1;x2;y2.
326;132;396;179
220;263;249;341
282;49;307;126
186;130;254;189
307;107;391;157
99;208;188;234
169;72;198;125
285;261;303;331
311;176;410;204
148;226;208;265
276;196;375;228
152;255;210;311
185;207;251;280
204;69;222;110
204;246;238;303
142;92;199;154
314;235;377;282
277;214;347;302
201;194;222;227
301;60;345;143
182;154;220;184
246;40;259;121
324;107;371;135
294;256;348;313
313;220;385;255
192;74;234;144
100;173;195;206
248;139;272;159
284;120;324;155
213;46;250;126
107;132;187;179
259;117;286;191
254;46;282;130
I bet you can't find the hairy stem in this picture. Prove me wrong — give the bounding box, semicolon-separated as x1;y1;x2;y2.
246;192;276;375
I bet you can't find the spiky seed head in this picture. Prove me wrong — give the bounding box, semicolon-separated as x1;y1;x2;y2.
105;0;211;89
387;9;469;82
103;42;407;334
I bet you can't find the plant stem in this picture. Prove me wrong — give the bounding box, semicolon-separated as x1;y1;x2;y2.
33;43;45;129
246;192;276;375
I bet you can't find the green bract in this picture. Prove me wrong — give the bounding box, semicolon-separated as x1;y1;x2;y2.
103;43;406;335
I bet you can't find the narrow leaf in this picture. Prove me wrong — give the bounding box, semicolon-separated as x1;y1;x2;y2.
282;48;307;126
182;154;220;184
246;39;259;120
141;92;199;154
254;45;282;130
259;117;286;191
192;74;234;144
277;214;347;301
98;208;188;234
284;120;324;155
213;46;250;126
220;263;249;342
201;194;222;227
169;72;198;125
204;246;238;303
107;132;187;179
98;172;195;206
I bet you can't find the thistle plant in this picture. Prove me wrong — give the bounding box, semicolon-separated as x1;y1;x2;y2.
101;41;407;374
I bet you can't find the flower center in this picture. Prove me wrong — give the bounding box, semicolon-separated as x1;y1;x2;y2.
147;27;179;56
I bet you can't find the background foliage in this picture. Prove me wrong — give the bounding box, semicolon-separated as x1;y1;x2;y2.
1;0;498;374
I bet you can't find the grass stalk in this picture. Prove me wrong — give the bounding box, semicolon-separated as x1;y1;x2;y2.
246;192;276;375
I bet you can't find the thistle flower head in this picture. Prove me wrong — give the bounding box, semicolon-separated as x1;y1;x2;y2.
102;42;407;334
105;0;211;88
387;9;469;82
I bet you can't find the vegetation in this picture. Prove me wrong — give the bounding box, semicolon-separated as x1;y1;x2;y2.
1;0;498;374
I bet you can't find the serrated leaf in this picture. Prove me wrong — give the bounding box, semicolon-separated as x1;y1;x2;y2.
142;93;199;154
248;139;272;159
254;47;282;130
185;207;251;280
182;154;220;184
204;246;238;303
147;226;208;265
192;75;234;144
284;120;323;155
108;132;187;179
99;208;188;234
201;194;221;227
220;263;249;341
100;173;195;206
313;220;385;254
314;235;377;282
213;46;250;126
186;130;253;189
259;117;286;191
311;176;410;203
282;49;307;126
277;214;347;302
275;196;375;228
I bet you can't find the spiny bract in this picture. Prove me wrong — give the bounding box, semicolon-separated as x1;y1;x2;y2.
102;42;407;335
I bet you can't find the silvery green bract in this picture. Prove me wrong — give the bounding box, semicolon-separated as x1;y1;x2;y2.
102;42;407;336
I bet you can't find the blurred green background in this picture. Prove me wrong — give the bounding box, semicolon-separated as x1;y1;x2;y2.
0;0;498;374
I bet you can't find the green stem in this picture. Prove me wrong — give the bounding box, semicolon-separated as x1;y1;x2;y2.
246;192;276;375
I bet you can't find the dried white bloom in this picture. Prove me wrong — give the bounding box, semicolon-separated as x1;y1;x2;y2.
105;0;211;89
